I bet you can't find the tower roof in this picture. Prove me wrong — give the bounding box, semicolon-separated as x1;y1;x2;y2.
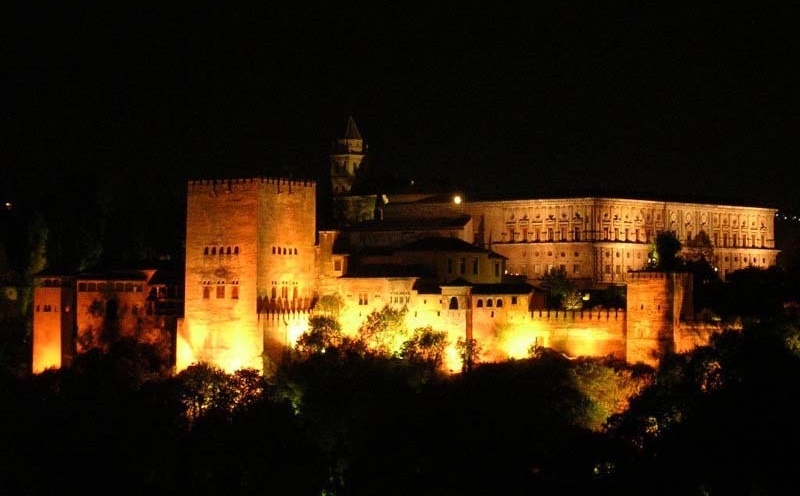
344;116;362;140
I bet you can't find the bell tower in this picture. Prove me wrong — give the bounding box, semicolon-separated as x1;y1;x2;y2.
330;116;366;196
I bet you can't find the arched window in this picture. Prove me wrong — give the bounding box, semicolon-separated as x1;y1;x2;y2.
204;247;209;255
272;247;276;254
211;247;216;255
449;297;459;310
486;299;493;308
294;248;298;255
476;299;483;308
226;247;231;255
496;299;503;307
271;287;277;299
219;247;224;255
283;248;287;255
234;246;239;254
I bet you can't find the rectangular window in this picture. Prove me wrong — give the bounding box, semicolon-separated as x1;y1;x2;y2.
358;292;368;305
460;257;466;275
511;296;518;305
560;228;566;241
203;287;210;299
574;228;581;241
448;258;454;274
216;286;225;298
547;228;553;241
78;283;87;292
604;227;609;240
231;286;239;299
334;260;342;271
573;264;580;275
605;264;611;274
615;264;621;274
534;264;541;274
472;258;479;275
494;263;500;277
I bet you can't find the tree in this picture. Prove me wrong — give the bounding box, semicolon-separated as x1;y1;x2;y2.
652;231;683;271
400;326;448;369
456;337;482;373
295;315;343;355
356;305;408;354
541;266;583;310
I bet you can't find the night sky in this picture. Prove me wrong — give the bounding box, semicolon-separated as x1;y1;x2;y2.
4;4;799;227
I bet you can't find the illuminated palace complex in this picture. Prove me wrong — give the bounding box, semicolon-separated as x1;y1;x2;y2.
32;118;780;373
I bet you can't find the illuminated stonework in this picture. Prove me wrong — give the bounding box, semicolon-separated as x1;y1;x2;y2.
32;119;781;373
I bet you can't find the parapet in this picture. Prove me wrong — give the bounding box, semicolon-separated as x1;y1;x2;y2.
188;177;316;192
529;308;626;321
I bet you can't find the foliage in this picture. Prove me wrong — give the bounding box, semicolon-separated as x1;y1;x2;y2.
541;266;583;310
569;357;652;432
173;363;266;426
606;316;800;494
455;337;482;373
399;326;448;369
652;231;683;271
296;315;343;355
356;304;408;354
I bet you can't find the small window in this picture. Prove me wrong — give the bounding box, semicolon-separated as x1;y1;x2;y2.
203;287;210;299
334;260;342;271
496;299;503;308
511;296;518;305
234;246;239;254
78;283;87;292
226;247;232;255
231;286;239;299
204;247;209;255
449;297;459;310
472;258;479;275
88;283;97;292
459;258;466;275
486;299;493;308
294;248;298;255
217;285;225;298
477;299;483;308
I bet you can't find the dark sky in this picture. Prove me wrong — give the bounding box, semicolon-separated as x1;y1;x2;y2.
4;3;799;213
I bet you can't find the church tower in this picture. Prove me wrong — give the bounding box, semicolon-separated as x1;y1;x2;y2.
330;117;379;226
330;116;366;196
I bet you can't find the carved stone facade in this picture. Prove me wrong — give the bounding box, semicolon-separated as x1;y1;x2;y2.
381;196;778;283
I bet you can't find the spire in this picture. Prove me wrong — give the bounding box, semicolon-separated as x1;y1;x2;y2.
344;116;362;140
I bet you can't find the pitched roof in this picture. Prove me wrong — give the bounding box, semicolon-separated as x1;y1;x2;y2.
347;215;471;232
397;236;486;253
344;116;362;140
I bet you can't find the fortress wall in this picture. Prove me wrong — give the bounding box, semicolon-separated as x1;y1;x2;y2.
471;307;626;362
676;321;739;353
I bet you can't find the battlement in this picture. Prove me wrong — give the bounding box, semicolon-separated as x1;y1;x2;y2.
529;308;626;322
188;177;316;190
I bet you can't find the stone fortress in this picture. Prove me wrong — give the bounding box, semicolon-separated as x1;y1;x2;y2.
32;118;780;373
